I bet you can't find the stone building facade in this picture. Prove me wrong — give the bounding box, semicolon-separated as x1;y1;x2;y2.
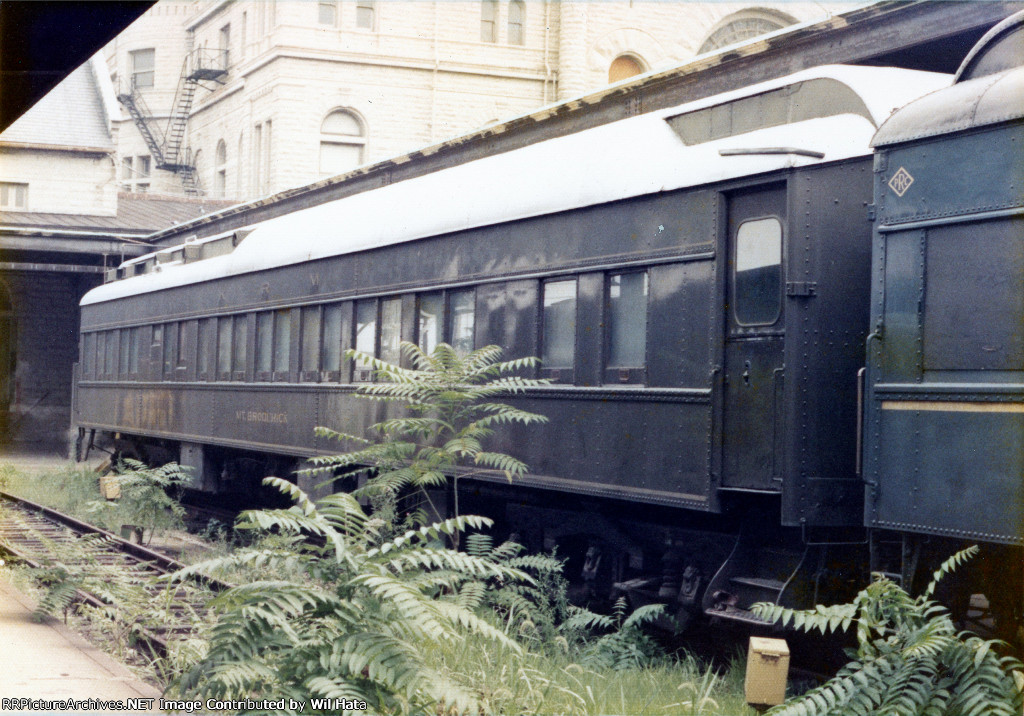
105;1;849;202
0;56;232;448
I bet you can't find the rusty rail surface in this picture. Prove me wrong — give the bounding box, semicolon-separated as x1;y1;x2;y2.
0;490;227;656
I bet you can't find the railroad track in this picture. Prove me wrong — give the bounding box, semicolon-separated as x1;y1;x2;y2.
0;491;228;657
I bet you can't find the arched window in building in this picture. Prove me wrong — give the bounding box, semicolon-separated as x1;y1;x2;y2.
609;54;645;84
699;10;795;54
215;140;227;197
192;149;203;193
508;1;525;45
236;134;244;196
480;0;497;42
319;109;366;177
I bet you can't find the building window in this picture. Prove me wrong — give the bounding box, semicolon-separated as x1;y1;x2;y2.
0;182;28;209
318;1;336;25
236;134;245;196
130;48;155;89
481;0;497;42
219;24;231;69
121;156;151;193
508;0;525;45
241;11;247;58
448;289;475;356
137;156;151;192
319;110;366;177
542;279;576;372
263;120;272;194
609;54;644;84
215;140;227;197
356;1;375;30
733;218;783;326
607;271;648;369
699;12;793;54
253;124;262;193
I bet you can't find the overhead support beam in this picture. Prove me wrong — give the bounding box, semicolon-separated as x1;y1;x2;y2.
0;261;106;274
0;235;151;256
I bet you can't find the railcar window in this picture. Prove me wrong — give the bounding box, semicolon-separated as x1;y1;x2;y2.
95;333;105;378
608;272;648;368
256;312;273;376
354;300;376;381
105;331;117;379
197;319;212;378
322;304;344;375
301;306;321;379
542;280;577;370
418;293;443;354
151;325;162;379
734;218;782;326
164;323;177;377
380;298;402;366
231;316;247;378
273;309;291;378
217;318;232;379
665;79;873;146
82;333;94;377
178;322;189;369
129;328;140;376
119;329;130;377
449;289;475;356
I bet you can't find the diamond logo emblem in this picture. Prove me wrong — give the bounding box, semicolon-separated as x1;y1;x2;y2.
888;167;914;197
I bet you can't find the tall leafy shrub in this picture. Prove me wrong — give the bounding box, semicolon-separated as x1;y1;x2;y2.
752;547;1024;716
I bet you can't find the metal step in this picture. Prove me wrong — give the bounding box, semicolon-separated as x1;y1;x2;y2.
730;576;786;592
707;603;774;626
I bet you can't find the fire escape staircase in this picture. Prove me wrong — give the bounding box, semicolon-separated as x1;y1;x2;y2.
117;48;227;197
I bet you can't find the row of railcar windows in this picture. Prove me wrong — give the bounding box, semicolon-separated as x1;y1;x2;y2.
80;271;649;384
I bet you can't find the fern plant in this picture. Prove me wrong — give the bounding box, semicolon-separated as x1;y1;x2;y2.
170;477;533;714
751;546;1024;716
561;596;670;670
88;459;191;545
302;342;548;535
458;533;568;643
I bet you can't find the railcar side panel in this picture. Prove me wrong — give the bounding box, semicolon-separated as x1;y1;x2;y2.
866;120;1024;545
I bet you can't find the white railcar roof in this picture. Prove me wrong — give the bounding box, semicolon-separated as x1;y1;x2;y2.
82;65;949;306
